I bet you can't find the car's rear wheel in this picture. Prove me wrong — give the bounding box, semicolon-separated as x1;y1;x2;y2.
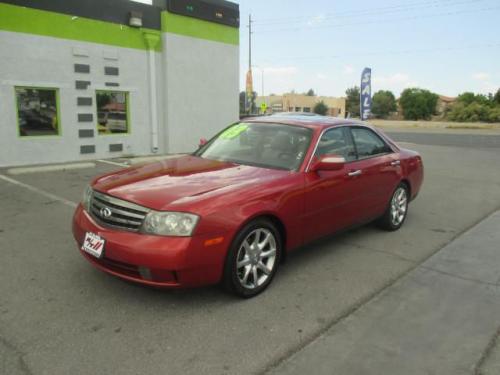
223;219;281;298
377;183;409;231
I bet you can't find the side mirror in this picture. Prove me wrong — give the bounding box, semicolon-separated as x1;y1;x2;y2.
310;155;345;172
199;138;208;148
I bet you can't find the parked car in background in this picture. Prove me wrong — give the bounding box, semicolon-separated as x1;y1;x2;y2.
73;115;424;297
106;111;127;133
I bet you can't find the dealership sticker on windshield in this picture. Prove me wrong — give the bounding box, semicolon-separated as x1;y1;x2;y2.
220;124;248;139
82;232;105;258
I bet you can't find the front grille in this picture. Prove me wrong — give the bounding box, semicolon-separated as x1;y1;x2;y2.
89;190;149;232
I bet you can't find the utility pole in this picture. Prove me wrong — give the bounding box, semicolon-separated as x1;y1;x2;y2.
248;14;252;73
245;14;253;114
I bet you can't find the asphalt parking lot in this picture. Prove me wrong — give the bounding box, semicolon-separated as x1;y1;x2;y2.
1;133;500;375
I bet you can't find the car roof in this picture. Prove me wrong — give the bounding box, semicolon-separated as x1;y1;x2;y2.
243;113;367;129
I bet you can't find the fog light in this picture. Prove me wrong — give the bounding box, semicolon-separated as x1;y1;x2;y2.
138;266;152;280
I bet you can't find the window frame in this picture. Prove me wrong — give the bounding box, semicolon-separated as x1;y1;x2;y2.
306;125;395;171
14;86;62;139
348;126;394;160
313;126;356;162
95;90;131;136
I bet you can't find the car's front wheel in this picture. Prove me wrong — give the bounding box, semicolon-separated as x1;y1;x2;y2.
223;219;281;298
377;183;409;231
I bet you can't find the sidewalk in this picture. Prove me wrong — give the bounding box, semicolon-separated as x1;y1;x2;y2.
269;211;500;375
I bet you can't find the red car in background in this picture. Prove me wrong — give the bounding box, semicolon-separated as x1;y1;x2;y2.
73;115;423;297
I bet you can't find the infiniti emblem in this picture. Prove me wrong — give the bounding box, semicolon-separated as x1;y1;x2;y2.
100;207;112;218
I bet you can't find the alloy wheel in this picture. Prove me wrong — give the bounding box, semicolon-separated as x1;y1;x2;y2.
236;228;277;290
390;187;408;226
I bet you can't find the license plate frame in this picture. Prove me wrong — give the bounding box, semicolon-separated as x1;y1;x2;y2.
81;232;105;259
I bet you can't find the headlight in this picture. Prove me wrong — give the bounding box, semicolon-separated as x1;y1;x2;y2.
82;185;93;212
142;211;200;237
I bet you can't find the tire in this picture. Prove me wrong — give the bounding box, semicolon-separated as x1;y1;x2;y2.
223;219;281;298
377;183;409;231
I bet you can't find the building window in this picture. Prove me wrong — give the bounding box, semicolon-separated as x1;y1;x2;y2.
15;87;60;137
303;107;311;112
295;107;301;112
96;91;129;135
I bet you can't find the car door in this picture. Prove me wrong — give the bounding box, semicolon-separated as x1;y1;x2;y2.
303;127;366;242
346;126;402;223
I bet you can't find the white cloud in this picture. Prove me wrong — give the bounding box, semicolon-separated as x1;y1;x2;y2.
307;14;326;27
262;66;298;76
370;73;420;95
373;73;411;85
472;72;490;81
317;73;328;79
343;65;354;75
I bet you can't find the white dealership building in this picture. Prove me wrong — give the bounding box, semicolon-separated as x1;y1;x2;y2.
0;0;239;167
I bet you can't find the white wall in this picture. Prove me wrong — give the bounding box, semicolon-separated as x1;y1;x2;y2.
162;33;239;153
0;31;161;167
0;29;240;167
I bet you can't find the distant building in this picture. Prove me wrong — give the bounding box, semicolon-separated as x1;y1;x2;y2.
256;94;346;117
436;95;457;115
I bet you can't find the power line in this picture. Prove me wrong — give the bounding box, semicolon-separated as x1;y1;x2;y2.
252;5;500;33
253;0;490;25
255;42;500;66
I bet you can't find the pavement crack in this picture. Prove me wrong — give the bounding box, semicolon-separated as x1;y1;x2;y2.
341;241;419;265
419;265;499;287
0;334;32;375
473;325;500;375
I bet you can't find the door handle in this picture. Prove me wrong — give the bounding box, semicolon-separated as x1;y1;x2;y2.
390;160;401;166
348;170;362;177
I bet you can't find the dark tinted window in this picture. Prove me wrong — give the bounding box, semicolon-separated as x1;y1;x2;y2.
351;128;391;158
96;91;129;135
315;127;356;162
16;87;59;137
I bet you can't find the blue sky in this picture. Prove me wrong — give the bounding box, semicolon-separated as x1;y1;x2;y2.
236;0;500;97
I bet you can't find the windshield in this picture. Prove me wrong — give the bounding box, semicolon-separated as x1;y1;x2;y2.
195;122;312;171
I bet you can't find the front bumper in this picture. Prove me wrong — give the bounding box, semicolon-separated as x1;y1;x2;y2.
72;204;229;288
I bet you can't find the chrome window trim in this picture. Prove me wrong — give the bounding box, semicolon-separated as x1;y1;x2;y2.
304;124;394;172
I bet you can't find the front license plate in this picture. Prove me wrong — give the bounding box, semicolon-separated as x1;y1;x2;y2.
82;232;105;259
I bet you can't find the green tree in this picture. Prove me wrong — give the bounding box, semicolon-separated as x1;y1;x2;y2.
399;88;438;120
371;90;397;118
492;89;500;105
305;89;316;96
239;91;258;114
97;93;112;109
313;101;328;115
239;91;246;114
457;92;491;107
345;86;360;117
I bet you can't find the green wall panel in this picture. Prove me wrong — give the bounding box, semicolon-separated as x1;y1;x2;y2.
161;11;239;46
0;3;161;51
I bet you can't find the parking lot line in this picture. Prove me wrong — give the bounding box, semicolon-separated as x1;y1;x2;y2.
0;174;77;208
7;162;96;175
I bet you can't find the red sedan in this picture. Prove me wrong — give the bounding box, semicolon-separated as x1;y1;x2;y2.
73;115;423;297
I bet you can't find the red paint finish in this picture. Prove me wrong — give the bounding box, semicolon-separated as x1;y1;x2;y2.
73;118;424;289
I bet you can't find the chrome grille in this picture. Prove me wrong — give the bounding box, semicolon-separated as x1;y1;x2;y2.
89;190;150;232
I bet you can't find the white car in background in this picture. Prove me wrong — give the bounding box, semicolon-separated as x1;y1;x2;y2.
106;111;127;133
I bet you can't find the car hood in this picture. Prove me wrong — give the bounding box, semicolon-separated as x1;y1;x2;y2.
92;155;288;210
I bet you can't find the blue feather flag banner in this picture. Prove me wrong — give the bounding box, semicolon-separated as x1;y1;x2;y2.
360;68;372;121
